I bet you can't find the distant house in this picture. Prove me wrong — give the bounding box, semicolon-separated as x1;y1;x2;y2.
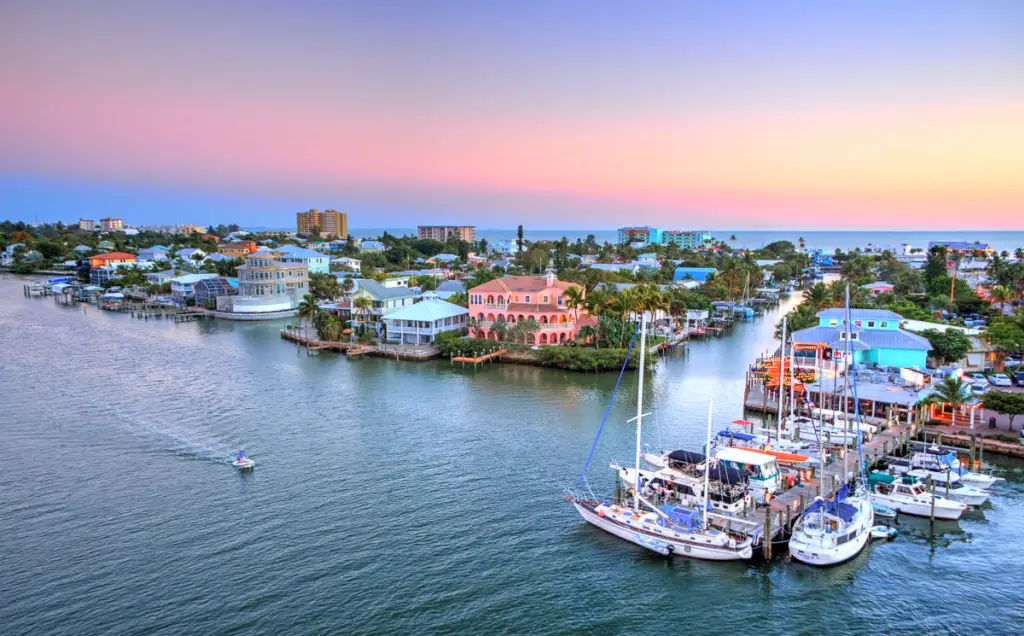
218;240;257;258
97;240;116;251
791;308;930;369
137;247;170;262
862;282;895;296
673;267;717;283
349;279;417;322
194;277;239;309
170;273;219;302
144;269;176;286
434;280;466;300
928;241;991;255
359;240;386;253
331;256;361;271
382;298;469;345
174;248;207;264
275;245;330;274
468;273;587;346
87;252;137;268
206;253;229;262
73;245;92;254
429;253;459;266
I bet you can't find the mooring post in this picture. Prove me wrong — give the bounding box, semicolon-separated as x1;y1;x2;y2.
927;475;935;529
969;435;976;472
978;436;984;466
763;506;773;560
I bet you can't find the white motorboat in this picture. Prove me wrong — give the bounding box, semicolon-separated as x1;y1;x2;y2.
911;448;1003;489
615;459;751;517
232;452;255;470
885;459;990;506
868;474;966;520
870;525;898;540
785;416;858;446
568;314;753;562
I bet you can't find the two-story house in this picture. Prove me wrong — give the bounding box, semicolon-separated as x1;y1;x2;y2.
468;273;587;345
790;308;930;369
348;280;417;324
275;245;330;274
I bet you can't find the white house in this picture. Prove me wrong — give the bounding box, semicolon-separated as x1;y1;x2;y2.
138;247;170;262
276;245;330;274
359;240;385;253
331;256;361;271
382;298;469;345
170;273;219;302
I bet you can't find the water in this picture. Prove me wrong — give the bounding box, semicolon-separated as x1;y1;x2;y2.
344;228;1024;254
2;276;1022;635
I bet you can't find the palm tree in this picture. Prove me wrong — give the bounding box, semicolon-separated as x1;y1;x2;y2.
802;282;830;308
921;376;970;428
563;286;584;323
1015;248;1024;261
990;285;1013;315
296;293;319;332
798;236;806;251
353;296;373;330
341;278;354;298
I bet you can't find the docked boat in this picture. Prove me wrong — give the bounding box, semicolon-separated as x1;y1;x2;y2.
910;447;1003;489
790;288;874;567
868;474;966;520
870;525;898;540
568;314;753;561
884;458;990;506
872;503;897;519
620;451;751;516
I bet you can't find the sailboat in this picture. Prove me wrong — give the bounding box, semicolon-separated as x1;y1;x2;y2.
568;313;754;561
789;286;873;566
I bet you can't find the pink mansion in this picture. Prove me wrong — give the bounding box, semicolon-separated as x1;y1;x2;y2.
467;273;589;345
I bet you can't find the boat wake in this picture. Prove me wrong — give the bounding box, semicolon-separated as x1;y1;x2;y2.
125;417;246;465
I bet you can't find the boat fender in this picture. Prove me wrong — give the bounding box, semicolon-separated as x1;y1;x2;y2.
666;545;674;554
598;509;605;518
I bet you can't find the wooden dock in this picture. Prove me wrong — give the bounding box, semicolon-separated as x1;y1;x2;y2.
451;348;508;367
280;329;440;361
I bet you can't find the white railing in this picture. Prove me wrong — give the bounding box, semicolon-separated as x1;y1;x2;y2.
539;322;573;330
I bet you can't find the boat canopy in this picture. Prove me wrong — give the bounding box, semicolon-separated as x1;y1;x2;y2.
805;497;858;523
717;430;756;442
667;450;705;465
868;473;896;486
659;505;701;530
708;463;748;485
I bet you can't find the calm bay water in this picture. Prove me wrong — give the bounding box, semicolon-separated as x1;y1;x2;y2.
2;276;1022;635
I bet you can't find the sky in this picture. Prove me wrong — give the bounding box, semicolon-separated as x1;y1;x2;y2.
1;0;1023;230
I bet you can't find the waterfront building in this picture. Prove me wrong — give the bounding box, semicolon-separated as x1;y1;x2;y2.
928;241;991;255
87;252;136;268
616;226;657;245
673;267;717;283
791;308;930;369
349;280;416;322
417;225;475;242
99;217;124;232
275;245;330;274
89;262;153;285
194;277;239;309
662;230;713;249
170;273;219;302
382;298;469;345
296;208;347;238
467;273;587;345
231;250;309;313
219;241;257;258
78;218;95;231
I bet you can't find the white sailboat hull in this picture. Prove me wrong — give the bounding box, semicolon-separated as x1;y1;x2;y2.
571;501;753;561
958;472;1002;489
789;498;873;567
870;492;965;520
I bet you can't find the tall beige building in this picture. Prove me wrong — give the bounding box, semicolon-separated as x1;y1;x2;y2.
417;225;475;242
78;218;95;231
99;217;124;232
296;208;347;238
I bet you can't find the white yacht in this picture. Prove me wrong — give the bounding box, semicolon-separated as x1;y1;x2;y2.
789;487;874;567
911;447;1003;489
618;450;751;516
868;473;967;520
569;314;754;561
884;459;990;506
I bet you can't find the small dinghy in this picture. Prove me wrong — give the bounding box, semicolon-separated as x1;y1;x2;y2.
233;451;255;470
873;503;897;520
870;525;898;541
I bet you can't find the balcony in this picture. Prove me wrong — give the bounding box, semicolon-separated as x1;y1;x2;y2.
475;320;572;331
482;303;507;310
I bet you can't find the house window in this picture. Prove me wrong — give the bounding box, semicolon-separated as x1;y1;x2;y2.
543;295;549;303
880;321;888;328
525;295;531;303
868;321;875;328
829;319;838;326
557;296;563;305
855;320;862;327
515;295;520;302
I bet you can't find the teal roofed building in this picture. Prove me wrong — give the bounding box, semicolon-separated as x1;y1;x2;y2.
791;308;930;369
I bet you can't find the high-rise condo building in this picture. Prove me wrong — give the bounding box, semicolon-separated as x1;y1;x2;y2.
99;217;124;232
296;209;347;238
417;225;475;242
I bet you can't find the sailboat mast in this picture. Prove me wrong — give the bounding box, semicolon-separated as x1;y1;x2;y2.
703;395;714;529
816;351;825;523
633;311;648;512
777;317;787;441
843;286;852;481
789;339;796;420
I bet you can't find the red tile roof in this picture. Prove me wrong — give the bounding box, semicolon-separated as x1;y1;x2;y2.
469;275;581;294
89;251;136;261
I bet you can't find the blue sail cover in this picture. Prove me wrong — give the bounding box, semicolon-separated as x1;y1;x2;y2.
659;505;701;530
718;430;756;442
803;485;857;523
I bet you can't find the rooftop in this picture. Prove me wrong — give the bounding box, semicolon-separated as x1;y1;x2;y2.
470;275;580;294
791;325;931;350
816;308;904;321
356;279;416;300
383;299;468;322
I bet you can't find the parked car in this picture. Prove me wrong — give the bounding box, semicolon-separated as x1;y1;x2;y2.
1013;371;1024;386
971;381;988;395
1005;355;1022;368
988;374;1013;387
968;372;987;384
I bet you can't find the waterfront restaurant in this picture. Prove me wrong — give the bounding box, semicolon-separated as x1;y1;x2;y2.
790;308;930;369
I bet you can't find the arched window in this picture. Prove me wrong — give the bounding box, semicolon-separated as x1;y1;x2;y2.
540;333;548;344
487;295;495;304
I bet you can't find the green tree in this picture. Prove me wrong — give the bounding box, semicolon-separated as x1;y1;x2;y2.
921;376;971;427
490;315;508;341
981;391;1024;430
924;245;948;284
296;293;320;330
802;282;831;308
447;291;468;308
517;225;524;254
353;296;374;329
986;320;1024;370
920;328;972;366
563;286;585;323
990;285;1013;315
309;272;340;300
